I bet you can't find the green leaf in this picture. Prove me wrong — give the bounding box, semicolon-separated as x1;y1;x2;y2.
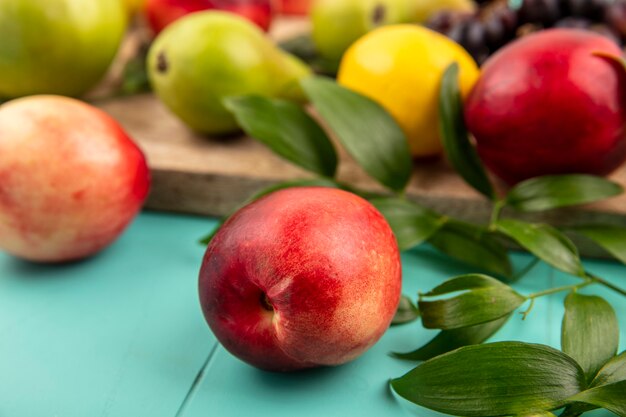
571;225;626;265
391;295;420;326
422;273;510;296
279;34;318;61
199;220;224;245
224;95;338;177
243;178;341;203
559;404;592;417
496;219;584;277
566;381;626;417
279;34;339;76
562;293;619;381
301;76;413;191
418;274;526;330
369;197;445;251
428;221;513;278
505;175;623;212
439;63;495;200
198;178;340;245
120;44;151;95
391;342;587;417
561;351;626;416
591;351;626;388
393;314;510;361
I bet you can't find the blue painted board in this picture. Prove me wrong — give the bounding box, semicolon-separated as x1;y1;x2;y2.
183;250;626;417
0;213;217;417
0;212;624;417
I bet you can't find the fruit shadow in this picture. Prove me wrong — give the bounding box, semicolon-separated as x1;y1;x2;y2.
195;130;248;144
251;362;344;390
248;359;415;412
0;248;108;282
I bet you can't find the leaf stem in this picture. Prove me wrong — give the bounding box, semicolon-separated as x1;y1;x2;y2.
488;200;505;231
519;298;535;320
527;280;593;299
585;272;626;298
522;272;626;305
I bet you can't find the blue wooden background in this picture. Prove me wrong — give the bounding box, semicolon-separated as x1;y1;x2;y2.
0;212;622;416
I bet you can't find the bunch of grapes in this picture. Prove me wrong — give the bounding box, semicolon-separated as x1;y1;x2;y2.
427;0;626;64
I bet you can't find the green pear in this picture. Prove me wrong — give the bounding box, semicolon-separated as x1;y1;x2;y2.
148;11;311;135
0;0;127;98
311;0;475;62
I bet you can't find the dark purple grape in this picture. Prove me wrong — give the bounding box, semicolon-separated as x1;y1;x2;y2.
557;0;569;12
587;0;610;20
437;16;490;64
543;0;563;24
426;10;453;32
554;16;592;28
519;0;561;25
484;13;506;47
567;0;588;16
605;1;626;38
480;3;518;48
427;0;626;66
426;8;477;43
465;19;488;52
566;0;608;18
427;10;470;33
499;6;519;34
518;0;544;23
445;19;468;44
590;23;621;43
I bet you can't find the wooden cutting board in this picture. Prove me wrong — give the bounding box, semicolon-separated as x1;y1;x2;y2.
93;16;626;258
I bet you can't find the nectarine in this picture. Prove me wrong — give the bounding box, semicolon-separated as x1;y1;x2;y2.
198;187;402;372
465;29;626;184
0;96;150;262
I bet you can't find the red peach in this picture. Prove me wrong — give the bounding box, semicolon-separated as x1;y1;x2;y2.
0;96;150;262
464;29;626;184
145;0;273;34
275;0;311;15
198;187;402;372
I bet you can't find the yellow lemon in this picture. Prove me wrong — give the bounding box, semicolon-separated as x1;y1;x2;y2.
338;24;480;158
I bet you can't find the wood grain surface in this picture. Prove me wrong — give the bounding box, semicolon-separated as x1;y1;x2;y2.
94;17;626;258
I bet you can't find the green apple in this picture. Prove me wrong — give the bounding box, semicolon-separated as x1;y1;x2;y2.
148;11;311;135
311;0;475;61
0;0;128;98
311;0;403;62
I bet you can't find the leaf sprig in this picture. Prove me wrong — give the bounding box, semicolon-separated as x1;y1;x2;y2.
391;288;624;417
199;66;626;417
391;342;626;417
